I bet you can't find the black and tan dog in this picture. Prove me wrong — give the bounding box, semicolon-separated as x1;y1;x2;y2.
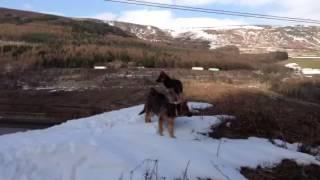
156;71;183;102
139;88;192;138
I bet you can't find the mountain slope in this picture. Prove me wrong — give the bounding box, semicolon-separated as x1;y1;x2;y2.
176;26;320;55
108;21;320;56
0;7;131;41
1;8;319;56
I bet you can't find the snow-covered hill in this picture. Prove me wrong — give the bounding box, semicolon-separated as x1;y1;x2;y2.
0;102;319;180
107;21;172;42
109;21;320;56
172;26;320;56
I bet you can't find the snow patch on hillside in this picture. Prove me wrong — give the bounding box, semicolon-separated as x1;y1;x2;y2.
0;102;318;180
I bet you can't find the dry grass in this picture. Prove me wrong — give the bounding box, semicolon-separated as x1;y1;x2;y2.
182;73;320;146
0;41;288;72
0;23;70;41
184;81;239;102
203;89;320;146
241;159;320;180
270;77;320;104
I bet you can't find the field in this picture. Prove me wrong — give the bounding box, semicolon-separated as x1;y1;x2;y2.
282;58;320;68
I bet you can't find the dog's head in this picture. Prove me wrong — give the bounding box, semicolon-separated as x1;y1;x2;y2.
156;71;169;83
175;101;192;117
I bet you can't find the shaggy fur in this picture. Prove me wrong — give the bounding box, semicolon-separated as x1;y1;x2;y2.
139;88;192;138
156;71;183;101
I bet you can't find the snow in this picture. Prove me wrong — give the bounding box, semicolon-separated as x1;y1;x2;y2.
285;63;320;75
302;68;320;75
107;21;114;26
192;67;205;71
169;26;266;50
285;63;301;71
0;102;319;180
170;29;221;50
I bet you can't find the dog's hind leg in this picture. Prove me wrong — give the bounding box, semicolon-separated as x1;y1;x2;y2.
158;116;164;136
168;118;176;138
145;112;152;123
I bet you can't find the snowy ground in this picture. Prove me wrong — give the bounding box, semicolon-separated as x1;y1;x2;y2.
0;102;319;180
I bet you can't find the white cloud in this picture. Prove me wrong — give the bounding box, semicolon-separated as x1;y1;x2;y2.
273;0;320;20
118;9;173;28
116;9;246;29
92;0;320;28
93;12;117;21
173;17;246;29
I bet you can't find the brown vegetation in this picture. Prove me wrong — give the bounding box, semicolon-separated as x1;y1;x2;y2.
270;78;320;104
203;89;320;146
241;159;320;180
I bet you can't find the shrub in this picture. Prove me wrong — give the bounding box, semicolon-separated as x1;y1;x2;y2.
21;33;58;43
208;90;320;145
0;45;33;58
137;57;156;68
273;51;289;60
270;78;320;104
69;20;128;37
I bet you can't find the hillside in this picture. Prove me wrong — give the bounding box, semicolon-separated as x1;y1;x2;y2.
1;7;320;58
175;26;320;56
0;8;290;72
107;21;320;56
0;8;130;38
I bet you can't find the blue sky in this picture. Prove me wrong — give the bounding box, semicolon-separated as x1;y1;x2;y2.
0;0;319;29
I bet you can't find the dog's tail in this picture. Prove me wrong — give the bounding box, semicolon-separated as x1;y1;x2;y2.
139;107;145;115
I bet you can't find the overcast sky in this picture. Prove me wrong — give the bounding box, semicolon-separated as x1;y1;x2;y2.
0;0;319;29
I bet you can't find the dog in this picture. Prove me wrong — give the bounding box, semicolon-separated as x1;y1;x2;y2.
139;88;192;138
156;71;183;102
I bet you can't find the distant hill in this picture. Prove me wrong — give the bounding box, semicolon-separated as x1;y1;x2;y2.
107;21;320;56
0;7;130;42
0;8;290;71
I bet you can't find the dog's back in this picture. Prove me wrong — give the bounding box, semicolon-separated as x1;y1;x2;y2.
140;88;192;119
139;88;168;116
156;71;184;101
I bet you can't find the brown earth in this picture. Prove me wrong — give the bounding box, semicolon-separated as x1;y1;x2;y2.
0;68;221;129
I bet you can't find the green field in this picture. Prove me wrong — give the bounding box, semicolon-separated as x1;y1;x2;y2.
283;58;320;68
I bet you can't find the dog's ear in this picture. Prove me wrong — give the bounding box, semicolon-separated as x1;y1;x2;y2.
157;71;166;82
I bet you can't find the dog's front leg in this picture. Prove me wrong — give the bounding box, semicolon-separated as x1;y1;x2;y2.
158;116;164;136
168;118;176;138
